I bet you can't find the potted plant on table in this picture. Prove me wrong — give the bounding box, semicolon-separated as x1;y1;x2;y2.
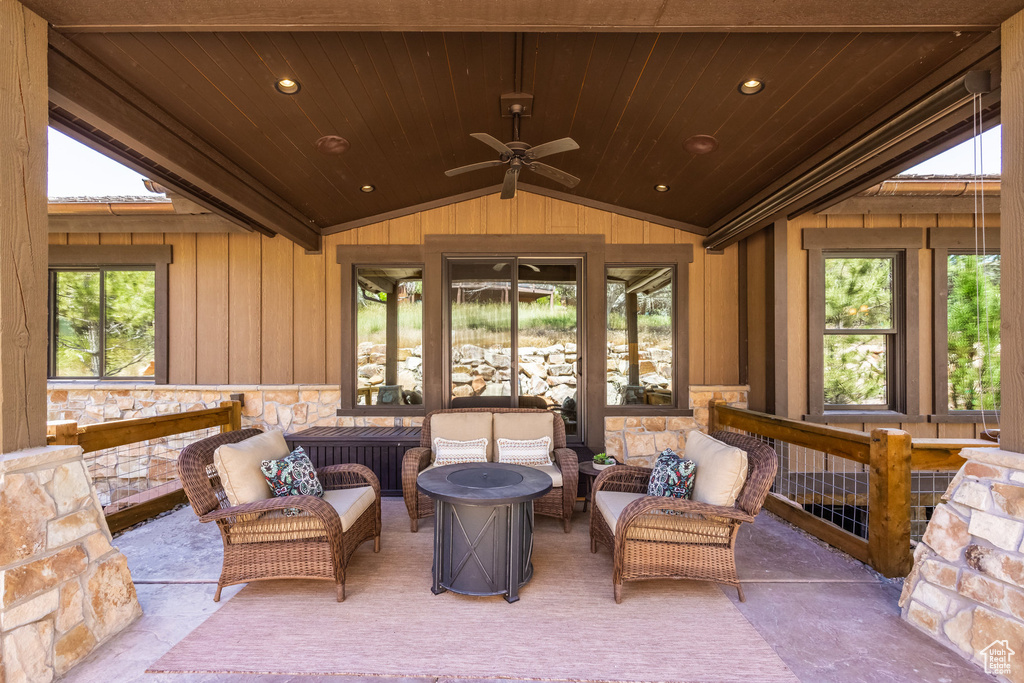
592;452;617;470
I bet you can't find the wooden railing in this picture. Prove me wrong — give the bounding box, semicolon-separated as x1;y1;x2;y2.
709;401;997;577
47;400;242;533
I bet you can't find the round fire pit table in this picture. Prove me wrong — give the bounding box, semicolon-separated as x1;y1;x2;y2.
417;462;552;603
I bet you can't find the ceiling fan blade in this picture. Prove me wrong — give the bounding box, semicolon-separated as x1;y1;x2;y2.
470;133;514;156
501;166;520;200
525;137;579;160
444;159;506;177
526;162;581;188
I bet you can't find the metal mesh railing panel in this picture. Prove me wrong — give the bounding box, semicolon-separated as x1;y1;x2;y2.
85;426;222;510
720;427;869;539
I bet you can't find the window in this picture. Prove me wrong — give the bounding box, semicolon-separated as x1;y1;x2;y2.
930;226;1002;419
48;245;171;383
49;267;156;379
355;266;423;406
945;253;1000;411
804;228;920;419
822;256;896;407
606;266;674;406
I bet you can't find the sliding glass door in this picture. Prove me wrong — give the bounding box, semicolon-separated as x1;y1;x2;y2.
447;257;582;440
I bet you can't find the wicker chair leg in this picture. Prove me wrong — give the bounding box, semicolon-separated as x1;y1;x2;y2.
410;517;418;532
614;583;623;604
214;583;223;602
590;537;597;553
736;583;745;602
337;582;345;602
374;536;381;552
563;517;571;533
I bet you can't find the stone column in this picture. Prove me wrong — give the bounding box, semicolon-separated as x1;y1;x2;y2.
1003;8;1024;453
0;0;48;452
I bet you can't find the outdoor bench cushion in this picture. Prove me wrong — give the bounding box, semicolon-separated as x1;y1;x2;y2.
226;486;375;544
430;412;494;461
595;490;732;545
492;412;555;461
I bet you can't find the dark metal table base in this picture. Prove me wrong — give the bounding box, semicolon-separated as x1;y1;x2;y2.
431;498;535;603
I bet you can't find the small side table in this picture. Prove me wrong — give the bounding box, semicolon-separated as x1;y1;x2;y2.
577;460;617;512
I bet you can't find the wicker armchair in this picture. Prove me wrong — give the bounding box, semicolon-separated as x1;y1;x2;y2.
589;431;777;603
178;429;382;602
403;408;579;532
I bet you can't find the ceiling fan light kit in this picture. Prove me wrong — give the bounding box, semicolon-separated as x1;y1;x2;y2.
444;93;581;200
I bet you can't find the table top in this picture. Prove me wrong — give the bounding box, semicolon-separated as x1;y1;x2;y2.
578;460;619;477
417;462;552;505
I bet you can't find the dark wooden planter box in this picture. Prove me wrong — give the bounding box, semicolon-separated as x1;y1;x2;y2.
285;426;422;497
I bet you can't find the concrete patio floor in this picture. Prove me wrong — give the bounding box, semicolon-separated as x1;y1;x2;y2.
62;499;992;683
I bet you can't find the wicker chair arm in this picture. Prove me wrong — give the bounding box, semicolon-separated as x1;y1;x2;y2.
592;464;651;495
318;463;381;497
618;496;756;534
403;446;432;475
199;494;340;526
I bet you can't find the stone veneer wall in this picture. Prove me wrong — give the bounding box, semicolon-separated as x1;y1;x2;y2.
901;447;1024;683
47;382;747;502
0;445;141;682
604;385;749;466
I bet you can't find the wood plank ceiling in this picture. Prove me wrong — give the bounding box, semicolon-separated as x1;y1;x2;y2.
56;30;994;237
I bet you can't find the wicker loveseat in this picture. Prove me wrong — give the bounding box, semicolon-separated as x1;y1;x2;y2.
403;408;579;532
589;431;777;603
178;428;382;602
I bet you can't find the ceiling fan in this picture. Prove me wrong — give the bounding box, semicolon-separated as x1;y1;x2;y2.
445;103;581;200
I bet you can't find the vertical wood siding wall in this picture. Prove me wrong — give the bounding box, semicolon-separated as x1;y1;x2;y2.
49;191;741;389
742;210;1001;439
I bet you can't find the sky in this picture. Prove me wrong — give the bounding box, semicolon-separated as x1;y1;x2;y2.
46;124;1003;198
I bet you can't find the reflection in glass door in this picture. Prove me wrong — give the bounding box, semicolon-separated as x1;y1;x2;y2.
447;257;583;440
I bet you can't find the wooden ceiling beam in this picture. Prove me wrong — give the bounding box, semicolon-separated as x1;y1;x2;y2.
21;0;1024;32
47;30;321;251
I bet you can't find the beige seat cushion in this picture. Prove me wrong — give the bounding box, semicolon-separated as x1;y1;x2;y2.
684;431;749;507
595;491;732;545
227;486;376;544
493;412;555;462
533;463;562;488
214;430;290;507
430;412;494;461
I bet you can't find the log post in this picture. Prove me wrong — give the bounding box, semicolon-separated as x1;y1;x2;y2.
385;288;399;387
868;428;913;577
708;399;723;434
220;400;242;433
1003;9;1024;453
47;420;79;445
0;0;48;452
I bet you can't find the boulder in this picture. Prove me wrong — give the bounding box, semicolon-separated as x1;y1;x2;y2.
485;352;511;369
477;365;496;380
549;385;575;404
452;385;475;398
640;372;670;387
451;373;473;385
460;344;485;360
548;364;573;376
519;363;547;378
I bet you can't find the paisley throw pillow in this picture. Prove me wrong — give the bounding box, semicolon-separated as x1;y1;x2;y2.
261;447;324;515
647;449;696;500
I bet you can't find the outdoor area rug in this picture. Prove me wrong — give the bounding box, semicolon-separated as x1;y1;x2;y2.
150;499;797;682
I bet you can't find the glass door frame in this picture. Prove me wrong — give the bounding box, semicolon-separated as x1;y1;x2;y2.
443;254;585;442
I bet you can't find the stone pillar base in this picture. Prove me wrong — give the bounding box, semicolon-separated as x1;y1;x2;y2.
901;447;1024;682
1;445;142;681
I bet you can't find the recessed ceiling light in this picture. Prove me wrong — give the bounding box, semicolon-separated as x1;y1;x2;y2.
739;78;764;95
654;184;670;192
275;78;300;95
360;184;376;193
315;135;351;155
683;134;720;155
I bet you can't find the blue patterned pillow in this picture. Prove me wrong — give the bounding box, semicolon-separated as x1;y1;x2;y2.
261;447;323;515
647;449;696;500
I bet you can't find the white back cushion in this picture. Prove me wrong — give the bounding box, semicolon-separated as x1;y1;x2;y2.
214;430;291;506
684;431;748;507
430;412;494;461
